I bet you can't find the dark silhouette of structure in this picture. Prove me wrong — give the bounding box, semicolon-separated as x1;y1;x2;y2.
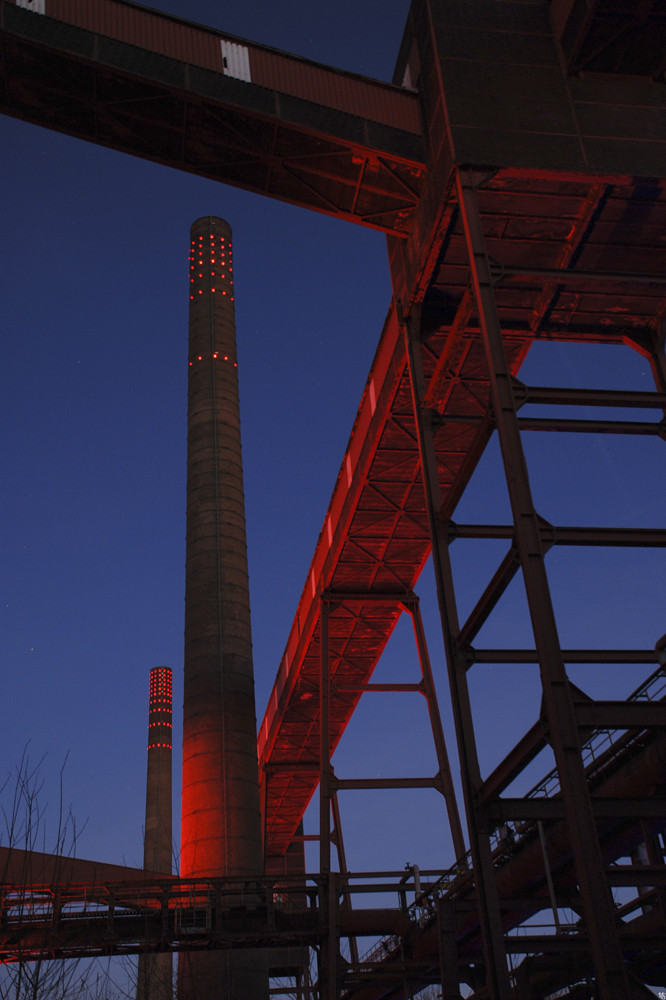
138;666;173;1000
1;1;666;998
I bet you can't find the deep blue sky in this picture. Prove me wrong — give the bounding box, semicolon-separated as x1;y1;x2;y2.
1;0;664;884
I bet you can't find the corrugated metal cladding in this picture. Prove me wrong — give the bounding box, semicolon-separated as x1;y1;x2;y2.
251;47;421;134
42;0;222;71
16;0;45;14
220;40;251;83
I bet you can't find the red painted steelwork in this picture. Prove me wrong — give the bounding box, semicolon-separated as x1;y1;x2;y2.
259;168;666;864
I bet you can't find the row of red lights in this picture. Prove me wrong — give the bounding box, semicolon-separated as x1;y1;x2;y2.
190;234;232;244
147;742;172;750
189;237;232;256
189;353;237;367
148;720;173;728
190;290;234;299
150;669;171;681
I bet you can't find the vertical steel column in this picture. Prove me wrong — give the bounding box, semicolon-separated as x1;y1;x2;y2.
330;792;359;968
437;899;461;1000
455;167;630;999
630;330;666;937
320;598;332;878
403;595;467;863
319;596;338;1000
626;327;666;401
403;311;511;1000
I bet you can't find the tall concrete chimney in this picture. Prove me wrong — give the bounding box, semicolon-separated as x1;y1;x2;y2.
138;666;173;1000
180;217;267;1000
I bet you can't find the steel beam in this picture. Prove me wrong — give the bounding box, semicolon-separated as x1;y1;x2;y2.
404;306;512;1000
456;166;632;1000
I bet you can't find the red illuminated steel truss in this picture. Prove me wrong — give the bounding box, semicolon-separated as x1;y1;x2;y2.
2;0;666;997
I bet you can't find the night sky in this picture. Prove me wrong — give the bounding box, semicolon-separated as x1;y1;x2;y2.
1;0;665;890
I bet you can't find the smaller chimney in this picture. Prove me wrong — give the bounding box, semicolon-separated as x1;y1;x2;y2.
144;666;173;874
138;666;173;1000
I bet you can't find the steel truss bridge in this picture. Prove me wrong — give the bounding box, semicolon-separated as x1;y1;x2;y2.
2;0;666;998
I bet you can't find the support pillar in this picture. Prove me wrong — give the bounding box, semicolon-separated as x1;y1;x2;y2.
403;595;466;863
455;167;631;999
403;310;511;1000
437;899;461;1000
319;597;338;1000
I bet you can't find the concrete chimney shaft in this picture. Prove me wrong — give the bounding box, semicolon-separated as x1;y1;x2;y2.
138;666;173;1000
144;665;173;874
180;217;267;1000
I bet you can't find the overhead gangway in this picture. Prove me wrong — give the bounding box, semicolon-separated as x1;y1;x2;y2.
258;166;666;866
0;0;424;233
